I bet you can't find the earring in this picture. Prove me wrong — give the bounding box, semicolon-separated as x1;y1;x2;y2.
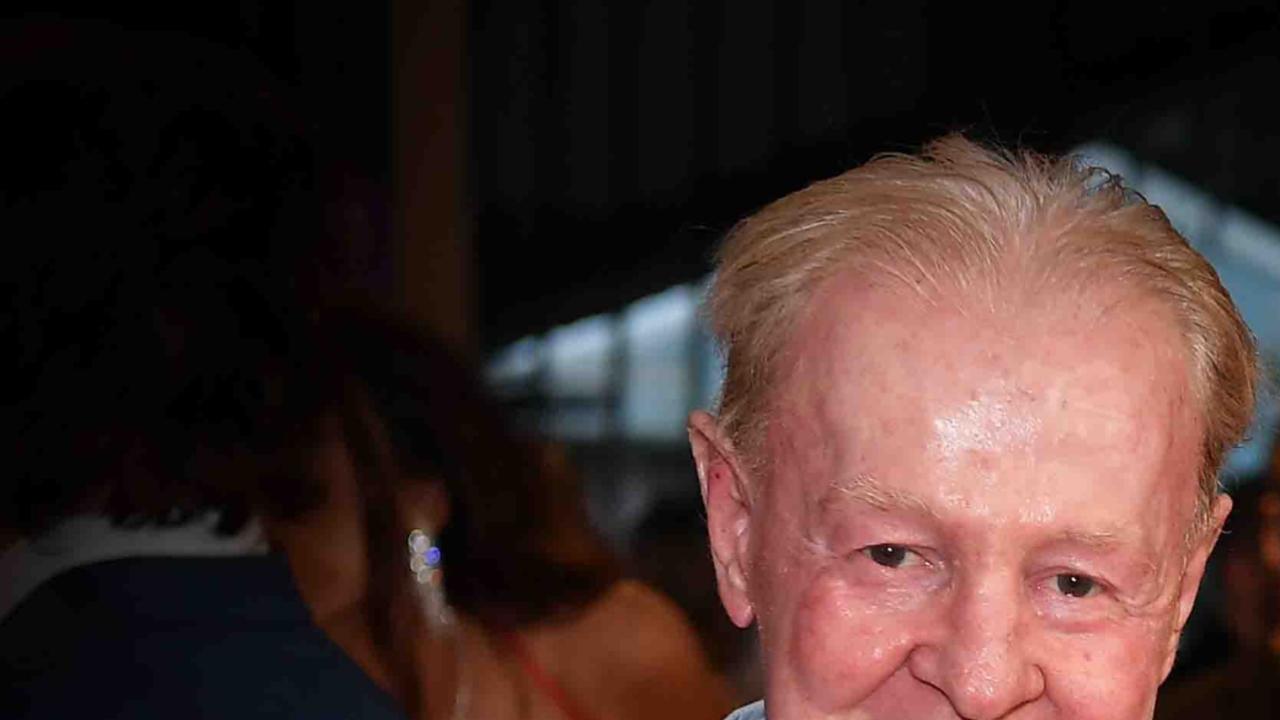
408;527;471;719
408;527;454;628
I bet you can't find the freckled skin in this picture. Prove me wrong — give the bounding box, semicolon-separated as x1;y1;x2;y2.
691;272;1230;720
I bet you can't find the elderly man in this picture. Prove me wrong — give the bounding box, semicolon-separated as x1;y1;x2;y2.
688;135;1257;720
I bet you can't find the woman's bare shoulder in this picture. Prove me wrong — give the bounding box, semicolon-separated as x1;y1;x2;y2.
588;579;691;626
532;579;734;720
527;580;690;652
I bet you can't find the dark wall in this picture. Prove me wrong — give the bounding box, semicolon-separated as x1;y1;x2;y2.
471;0;1280;346
9;3;1279;346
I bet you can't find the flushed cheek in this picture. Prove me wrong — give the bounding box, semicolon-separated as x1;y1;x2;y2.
1041;629;1165;719
787;569;923;712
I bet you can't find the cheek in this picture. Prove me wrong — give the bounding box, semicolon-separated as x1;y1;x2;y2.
787;569;922;711
1040;625;1166;719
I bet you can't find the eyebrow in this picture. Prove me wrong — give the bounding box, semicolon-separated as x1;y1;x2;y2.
821;473;939;517
1053;527;1126;550
823;476;1142;552
1047;528;1164;587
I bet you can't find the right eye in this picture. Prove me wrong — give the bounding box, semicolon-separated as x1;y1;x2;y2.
860;544;921;569
1054;573;1101;599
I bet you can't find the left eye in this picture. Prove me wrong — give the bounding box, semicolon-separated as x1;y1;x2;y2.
1055;573;1100;598
861;544;922;569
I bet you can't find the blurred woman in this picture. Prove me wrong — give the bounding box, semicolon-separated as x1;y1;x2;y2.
0;19;405;719
2;20;731;720
272;306;734;720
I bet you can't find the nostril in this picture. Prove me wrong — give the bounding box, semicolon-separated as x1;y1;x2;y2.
905;642;946;695
1028;661;1046;698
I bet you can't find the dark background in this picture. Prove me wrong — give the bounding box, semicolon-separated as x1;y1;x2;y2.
468;0;1280;347
7;0;1279;702
16;2;1278;350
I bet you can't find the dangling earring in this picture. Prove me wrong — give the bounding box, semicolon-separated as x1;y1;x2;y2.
408;527;454;629
408;526;470;720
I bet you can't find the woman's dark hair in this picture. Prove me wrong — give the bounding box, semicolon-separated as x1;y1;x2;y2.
324;306;621;631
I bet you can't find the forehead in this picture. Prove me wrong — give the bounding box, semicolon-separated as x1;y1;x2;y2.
766;271;1202;530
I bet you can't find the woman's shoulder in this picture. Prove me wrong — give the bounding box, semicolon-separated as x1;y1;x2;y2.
526;579;734;720
560;579;701;655
588;579;690;623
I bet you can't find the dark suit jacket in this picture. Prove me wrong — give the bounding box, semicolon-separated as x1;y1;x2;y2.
0;555;406;719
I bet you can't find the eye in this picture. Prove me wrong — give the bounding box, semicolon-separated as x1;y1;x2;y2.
1055;573;1100;598
861;544;920;568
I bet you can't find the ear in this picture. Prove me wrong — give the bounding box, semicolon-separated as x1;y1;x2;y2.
1161;493;1232;680
688;410;756;628
398;478;452;533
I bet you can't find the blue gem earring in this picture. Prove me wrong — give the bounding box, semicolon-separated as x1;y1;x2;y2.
408;527;454;628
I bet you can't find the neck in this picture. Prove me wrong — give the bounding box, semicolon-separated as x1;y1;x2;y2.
267;429;369;618
262;444;401;698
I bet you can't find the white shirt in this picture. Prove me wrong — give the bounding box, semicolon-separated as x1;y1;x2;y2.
725;700;766;720
0;512;266;620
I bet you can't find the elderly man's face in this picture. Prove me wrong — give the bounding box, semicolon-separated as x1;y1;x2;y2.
691;275;1229;720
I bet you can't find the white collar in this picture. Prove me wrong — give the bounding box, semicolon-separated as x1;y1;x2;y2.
724;701;766;720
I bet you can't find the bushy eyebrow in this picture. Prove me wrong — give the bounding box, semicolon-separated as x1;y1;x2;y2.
821;473;939;518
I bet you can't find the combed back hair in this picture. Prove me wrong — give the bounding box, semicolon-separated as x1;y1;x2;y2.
706;134;1257;536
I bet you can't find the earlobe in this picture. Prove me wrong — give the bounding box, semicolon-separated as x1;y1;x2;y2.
398;478;451;531
687;410;756;628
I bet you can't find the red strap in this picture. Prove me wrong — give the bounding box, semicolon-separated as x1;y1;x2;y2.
502;631;599;720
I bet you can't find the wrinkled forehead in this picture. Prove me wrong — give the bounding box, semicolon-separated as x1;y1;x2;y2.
764;272;1202;494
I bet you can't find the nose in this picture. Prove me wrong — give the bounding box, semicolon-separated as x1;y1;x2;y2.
908;575;1045;719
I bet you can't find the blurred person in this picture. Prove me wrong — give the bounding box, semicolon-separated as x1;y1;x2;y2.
688;135;1258;719
293;307;735;720
0;19;413;719
0;19;732;720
